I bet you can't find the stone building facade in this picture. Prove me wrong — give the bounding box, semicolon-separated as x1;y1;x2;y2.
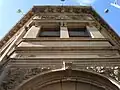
0;6;120;90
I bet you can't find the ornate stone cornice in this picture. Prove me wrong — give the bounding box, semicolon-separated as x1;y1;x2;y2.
32;6;91;14
0;9;34;48
0;68;119;90
90;8;120;48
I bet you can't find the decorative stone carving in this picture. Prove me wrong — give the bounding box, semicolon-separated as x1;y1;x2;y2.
86;66;120;82
41;15;57;20
0;67;51;90
37;14;93;21
44;8;48;13
91;11;120;46
61;9;65;13
63;61;73;70
0;66;120;90
34;6;91;14
57;15;70;20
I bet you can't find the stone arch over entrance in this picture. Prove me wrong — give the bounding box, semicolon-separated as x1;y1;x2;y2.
15;69;119;90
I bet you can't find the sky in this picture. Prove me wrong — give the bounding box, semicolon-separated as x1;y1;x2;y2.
0;0;120;39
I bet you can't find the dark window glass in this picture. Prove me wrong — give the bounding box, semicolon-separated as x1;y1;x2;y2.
68;28;90;37
39;28;60;37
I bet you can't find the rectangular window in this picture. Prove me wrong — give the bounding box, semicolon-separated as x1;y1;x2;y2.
39;27;60;37
68;27;90;37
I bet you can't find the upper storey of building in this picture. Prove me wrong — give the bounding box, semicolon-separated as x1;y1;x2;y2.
0;6;120;61
0;6;120;49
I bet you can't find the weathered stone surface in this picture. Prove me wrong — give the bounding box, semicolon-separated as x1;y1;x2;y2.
0;66;120;90
0;6;120;90
0;67;51;90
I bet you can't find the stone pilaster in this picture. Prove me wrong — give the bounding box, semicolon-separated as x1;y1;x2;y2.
23;26;40;38
86;26;105;38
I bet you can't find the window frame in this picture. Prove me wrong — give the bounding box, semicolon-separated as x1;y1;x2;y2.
68;27;91;37
39;27;60;37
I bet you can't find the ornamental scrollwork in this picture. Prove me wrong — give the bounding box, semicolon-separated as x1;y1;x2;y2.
86;66;120;82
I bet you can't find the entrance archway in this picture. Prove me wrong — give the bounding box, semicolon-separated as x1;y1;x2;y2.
15;69;119;90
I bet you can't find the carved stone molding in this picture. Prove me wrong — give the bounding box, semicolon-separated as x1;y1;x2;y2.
86;66;120;82
15;69;119;90
34;14;93;21
0;65;120;90
91;10;120;47
33;6;91;14
0;67;51;90
0;10;34;48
